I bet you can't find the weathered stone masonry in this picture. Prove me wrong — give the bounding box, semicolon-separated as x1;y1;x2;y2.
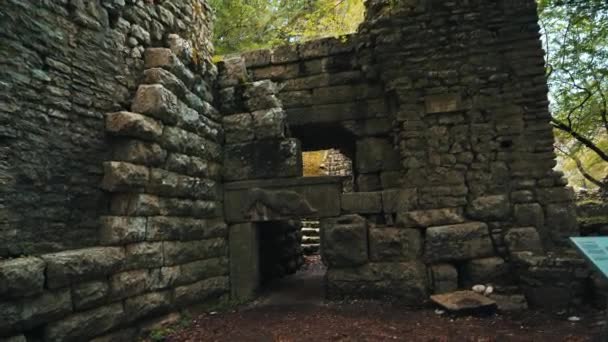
1;1;228;341
228;0;588;309
0;0;595;340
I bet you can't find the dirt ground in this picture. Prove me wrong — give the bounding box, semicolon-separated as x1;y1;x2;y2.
164;257;606;342
166;303;605;342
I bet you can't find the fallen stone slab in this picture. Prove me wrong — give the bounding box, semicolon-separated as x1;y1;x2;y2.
430;290;497;313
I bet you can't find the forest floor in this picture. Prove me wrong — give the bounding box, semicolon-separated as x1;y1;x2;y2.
164;256;606;342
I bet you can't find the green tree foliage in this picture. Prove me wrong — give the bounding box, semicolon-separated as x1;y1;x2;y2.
539;0;608;190
209;0;364;56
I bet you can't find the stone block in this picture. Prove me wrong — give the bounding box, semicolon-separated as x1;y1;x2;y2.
369;228;421;262
252;64;299;81
0;290;72;336
90;328;137;342
321;215;368;267
147;217;227;242
131;84;180;125
72;281;109;310
110;193;161;216
429;264;458;294
466;195;510;220
252;108;287;139
536;187;575;204
112;140;167;166
109;270;150;300
1;336;26;342
326;262;427;303
545;203;578;242
148;267;181;290
125;242;164;270
511;190;535;203
242;49;272;67
504;227;544;255
514;203;544;229
462;257;509;286
99;216;147;245
229;223;260;302
42;247;125;289
177;258;229;286
425;93;462;114
425;222;494;262
124;291;172;322
397;208;465;228
356;138;400;173
160;126;222;161
271;44;299;64
0;257;45;298
341;192;382;214
217;56;248;87
163;239;227;266
174;276;229;307
382;189;417;214
356;174;381;192
223;113;254;143
105;111;163;141
100;161;149;192
223;139;302;181
298;36;355;59
44;303;125;342
380;171;401;189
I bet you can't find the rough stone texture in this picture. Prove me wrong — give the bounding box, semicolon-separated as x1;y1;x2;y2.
369;228;421;262
326;262;427;302
504;227;544;255
223;139;302;181
462;257;510;287
0;257;46;298
425;222;494;262
431;291;497;313
429;264;458;294
321;215;368;268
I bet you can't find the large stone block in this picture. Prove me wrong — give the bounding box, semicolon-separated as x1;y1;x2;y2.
100;161;149;192
369;228;422;262
131;84;180;125
223;113;254;143
251;108;287;139
425;222;494;262
321;215;368;267
466;195;510;220
109;270;150;300
545;203;578;243
223;139;302;181
504;227;544;255
397;208;465;228
0;257;45;298
382;189;417;213
229;223;260;302
99;216;147;245
42;247;125;289
124;291;172;322
326;262;427;303
174;276;229;307
147;217;227;242
514;203;544;229
224;177;342;223
163;239;227;266
177;258;229;286
44;303;125;342
217;56;248;87
462;257;509;286
112;140;167;166
0;290;72;336
72;281;109;310
341;192;382;214
105;111;163;141
124;242;164;270
429;264;458;294
110;193;161;216
356;138;401;173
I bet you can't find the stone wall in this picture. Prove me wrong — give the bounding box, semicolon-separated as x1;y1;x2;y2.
0;1;227;341
230;0;585;308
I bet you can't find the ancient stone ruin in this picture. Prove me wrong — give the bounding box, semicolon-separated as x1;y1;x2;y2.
0;0;598;340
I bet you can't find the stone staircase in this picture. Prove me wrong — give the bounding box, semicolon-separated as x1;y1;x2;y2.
301;220;321;255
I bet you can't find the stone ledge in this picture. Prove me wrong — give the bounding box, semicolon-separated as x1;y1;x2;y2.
0;257;46;298
42;247;125;289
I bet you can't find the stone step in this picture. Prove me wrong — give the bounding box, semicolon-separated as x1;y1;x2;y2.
302;228;320;236
302;236;320;244
431;290;497;313
302;244;320;255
